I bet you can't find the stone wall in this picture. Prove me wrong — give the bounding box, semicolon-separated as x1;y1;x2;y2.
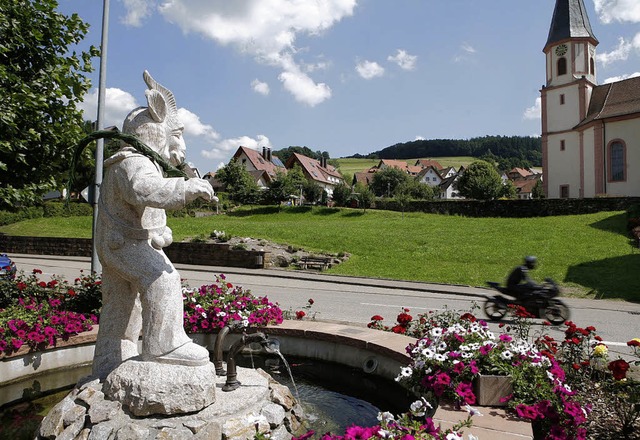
0;236;269;269
374;197;640;218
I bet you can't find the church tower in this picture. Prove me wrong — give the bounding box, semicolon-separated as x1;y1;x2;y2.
541;0;598;198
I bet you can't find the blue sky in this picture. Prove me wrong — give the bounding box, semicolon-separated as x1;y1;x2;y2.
58;0;640;174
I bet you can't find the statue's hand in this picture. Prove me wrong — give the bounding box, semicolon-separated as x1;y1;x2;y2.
185;178;215;202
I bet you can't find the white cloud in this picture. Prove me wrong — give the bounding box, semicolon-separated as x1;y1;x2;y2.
603;71;640;83
461;42;476;54
157;0;356;104
277;54;332;106
597;36;633;66
201;135;272;162
177;108;220;143
594;0;640;23
355;60;385;79
414;136;425;141
523;97;541;120
251;79;270;96
121;0;154;27
387;49;417;71
77;87;140;128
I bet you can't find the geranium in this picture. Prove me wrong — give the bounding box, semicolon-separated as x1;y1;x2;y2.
608;359;630;381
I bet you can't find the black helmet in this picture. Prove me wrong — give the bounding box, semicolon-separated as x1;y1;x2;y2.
524;255;537;269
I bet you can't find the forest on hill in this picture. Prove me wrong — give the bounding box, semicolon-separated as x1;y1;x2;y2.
348;135;542;170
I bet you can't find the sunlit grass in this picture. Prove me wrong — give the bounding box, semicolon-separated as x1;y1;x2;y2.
1;207;636;300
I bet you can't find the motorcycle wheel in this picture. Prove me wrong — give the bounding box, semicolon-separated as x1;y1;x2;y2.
543;299;570;325
484;297;508;321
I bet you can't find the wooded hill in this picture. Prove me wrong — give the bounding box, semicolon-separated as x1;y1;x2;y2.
348;135;542;169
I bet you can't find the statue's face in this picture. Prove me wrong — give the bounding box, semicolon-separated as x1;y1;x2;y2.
167;125;186;166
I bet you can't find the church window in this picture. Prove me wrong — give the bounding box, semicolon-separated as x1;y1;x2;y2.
590;58;595;75
609;140;626;182
557;57;567;76
560;185;570;198
560;94;565;105
560;140;565;151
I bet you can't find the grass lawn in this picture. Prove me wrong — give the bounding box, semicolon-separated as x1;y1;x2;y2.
335;156;477;176
2;206;637;301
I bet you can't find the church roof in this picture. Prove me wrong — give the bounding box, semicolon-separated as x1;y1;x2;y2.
576;76;640;128
545;0;598;49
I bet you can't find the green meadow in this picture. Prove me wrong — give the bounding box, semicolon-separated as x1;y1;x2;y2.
2;206;637;301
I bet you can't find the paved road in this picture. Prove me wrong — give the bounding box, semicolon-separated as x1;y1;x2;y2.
11;253;640;360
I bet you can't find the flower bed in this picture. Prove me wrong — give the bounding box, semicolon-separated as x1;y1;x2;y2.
365;305;640;440
0;269;283;359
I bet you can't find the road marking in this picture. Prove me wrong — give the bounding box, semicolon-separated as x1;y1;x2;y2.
360;302;442;311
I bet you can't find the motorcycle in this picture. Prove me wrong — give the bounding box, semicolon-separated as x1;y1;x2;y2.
483;278;570;325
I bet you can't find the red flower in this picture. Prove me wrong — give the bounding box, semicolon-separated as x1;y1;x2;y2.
391;325;406;334
308;298;314;305
67;289;76;296
32;269;42;274
38;281;47;288
608;359;630;380
396;312;412;325
627;339;640;347
295;310;306;320
370;315;384;321
460;313;476;322
17;282;27;291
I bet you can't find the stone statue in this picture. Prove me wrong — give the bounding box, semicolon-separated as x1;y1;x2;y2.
93;71;216;381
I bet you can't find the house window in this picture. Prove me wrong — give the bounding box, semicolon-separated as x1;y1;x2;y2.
560;140;565;151
609;140;626;182
590;58;595;75
557;57;567;76
560;185;570;198
560;94;565;105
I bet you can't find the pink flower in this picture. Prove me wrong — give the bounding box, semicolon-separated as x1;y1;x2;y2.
515;404;541;420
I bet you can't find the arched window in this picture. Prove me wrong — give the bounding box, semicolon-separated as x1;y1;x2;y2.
590;58;595;75
557;57;567;76
609;141;626;182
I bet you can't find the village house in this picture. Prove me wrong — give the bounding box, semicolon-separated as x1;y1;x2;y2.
229;146;286;189
285;153;345;198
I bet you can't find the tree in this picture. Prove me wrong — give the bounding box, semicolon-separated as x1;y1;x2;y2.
302;180;323;204
370;167;410;197
456;161;504;200
354;182;374;212
331;182;352;207
263;165;306;205
215;159;261;204
501;180;518;199
532;179;545;199
0;1;98;209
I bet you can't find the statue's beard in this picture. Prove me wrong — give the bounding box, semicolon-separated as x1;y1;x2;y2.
169;148;184;166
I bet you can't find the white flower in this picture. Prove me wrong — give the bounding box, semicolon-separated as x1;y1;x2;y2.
431;327;443;338
201;312;207;319
437;342;448;352
377;411;394;423
469;323;481;333
400;366;413;377
464;404;483;417
468;435;479;440
410;397;433;417
218;311;226;317
435;353;447;362
422;348;435;359
446;433;463;440
461;352;473;359
378;430;392;438
501;350;513;360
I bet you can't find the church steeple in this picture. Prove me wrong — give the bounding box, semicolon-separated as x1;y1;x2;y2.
545;0;598;51
543;0;598;88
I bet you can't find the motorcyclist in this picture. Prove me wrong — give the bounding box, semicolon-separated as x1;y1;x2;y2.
506;256;542;299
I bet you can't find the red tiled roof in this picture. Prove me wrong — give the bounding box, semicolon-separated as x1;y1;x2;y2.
415;159;443;170
232;146;284;176
285;153;343;185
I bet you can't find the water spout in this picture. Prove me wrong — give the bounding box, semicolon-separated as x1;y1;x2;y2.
212;325;230;376
222;331;275;392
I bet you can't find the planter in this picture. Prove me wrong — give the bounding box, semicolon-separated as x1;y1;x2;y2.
473;374;513;407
